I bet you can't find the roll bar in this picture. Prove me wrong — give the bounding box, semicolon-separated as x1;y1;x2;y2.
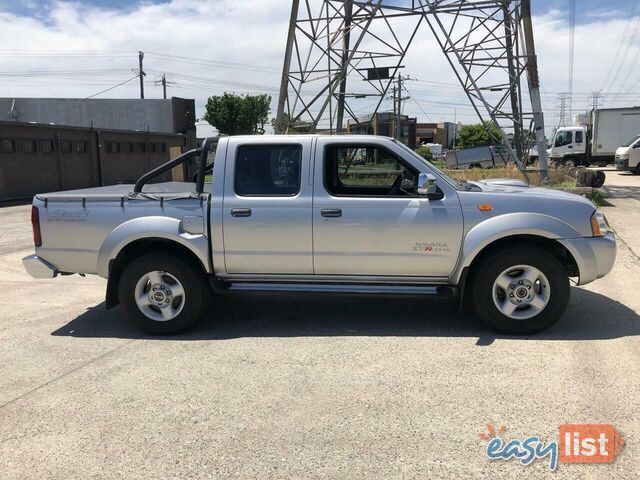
133;137;219;194
196;137;219;194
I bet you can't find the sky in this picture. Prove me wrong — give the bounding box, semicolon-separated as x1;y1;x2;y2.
1;0;640;136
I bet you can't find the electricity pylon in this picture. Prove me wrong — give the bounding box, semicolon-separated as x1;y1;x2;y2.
276;0;549;180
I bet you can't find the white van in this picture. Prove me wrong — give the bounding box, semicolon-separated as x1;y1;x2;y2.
614;134;640;174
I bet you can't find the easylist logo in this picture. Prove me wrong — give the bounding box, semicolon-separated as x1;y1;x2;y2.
559;424;625;464
480;423;625;471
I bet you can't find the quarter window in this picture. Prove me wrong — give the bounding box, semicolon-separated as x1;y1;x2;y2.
235;144;301;196
575;131;584;143
324;145;416;196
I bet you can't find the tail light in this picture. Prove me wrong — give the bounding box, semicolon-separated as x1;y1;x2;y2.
31;206;42;247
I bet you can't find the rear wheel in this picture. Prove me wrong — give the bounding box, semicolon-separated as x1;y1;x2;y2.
472;247;570;335
118;253;209;334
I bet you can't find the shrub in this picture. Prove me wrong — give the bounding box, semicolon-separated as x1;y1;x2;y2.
415;145;434;162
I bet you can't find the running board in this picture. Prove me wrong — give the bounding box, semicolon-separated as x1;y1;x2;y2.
227;282;455;296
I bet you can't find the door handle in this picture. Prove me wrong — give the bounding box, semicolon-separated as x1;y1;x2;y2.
568;145;573;149
231;208;252;217
321;209;342;218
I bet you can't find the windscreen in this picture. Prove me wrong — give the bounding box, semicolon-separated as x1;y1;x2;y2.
621;135;640;147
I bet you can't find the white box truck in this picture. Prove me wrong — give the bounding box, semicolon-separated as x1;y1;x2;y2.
548;107;640;167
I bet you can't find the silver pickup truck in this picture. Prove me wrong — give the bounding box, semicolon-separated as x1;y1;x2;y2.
23;135;616;335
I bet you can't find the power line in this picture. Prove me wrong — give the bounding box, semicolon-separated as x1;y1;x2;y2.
85;75;139;99
568;0;575;120
605;9;640;96
145;51;280;74
601;0;640;92
403;84;432;121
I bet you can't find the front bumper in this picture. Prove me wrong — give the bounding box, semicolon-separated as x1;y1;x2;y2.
22;254;58;279
615;157;629;170
558;233;616;286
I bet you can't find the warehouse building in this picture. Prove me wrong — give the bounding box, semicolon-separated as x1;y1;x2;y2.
0;97;198;202
0;97;196;136
347;112;417;149
346;113;460;150
415;122;459;148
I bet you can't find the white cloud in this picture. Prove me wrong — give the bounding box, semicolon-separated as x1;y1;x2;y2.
0;0;639;134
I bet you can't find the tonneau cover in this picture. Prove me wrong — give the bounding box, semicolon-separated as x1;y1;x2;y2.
36;182;200;202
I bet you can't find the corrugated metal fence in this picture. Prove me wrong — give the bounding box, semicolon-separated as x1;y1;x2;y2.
0;121;196;202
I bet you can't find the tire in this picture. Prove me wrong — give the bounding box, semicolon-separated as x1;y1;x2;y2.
592;171;606;188
634;163;640;175
472;246;570;335
563;157;576;168
118;253;209;334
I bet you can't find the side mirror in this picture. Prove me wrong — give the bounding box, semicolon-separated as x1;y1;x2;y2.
417;173;438;196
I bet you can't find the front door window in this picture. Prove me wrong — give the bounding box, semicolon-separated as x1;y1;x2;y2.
324;145;417;197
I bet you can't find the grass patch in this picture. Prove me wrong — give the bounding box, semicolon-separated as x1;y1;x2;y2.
589;189;609;207
443;164;577;188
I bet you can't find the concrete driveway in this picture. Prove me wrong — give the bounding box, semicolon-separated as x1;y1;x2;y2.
1;171;639;479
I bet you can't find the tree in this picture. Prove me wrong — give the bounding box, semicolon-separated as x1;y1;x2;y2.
457;122;503;148
204;93;271;135
271;113;315;133
415;145;434;162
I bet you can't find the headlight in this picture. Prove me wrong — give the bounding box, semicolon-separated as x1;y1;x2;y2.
591;211;611;236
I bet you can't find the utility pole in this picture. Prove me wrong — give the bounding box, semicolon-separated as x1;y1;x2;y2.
155;74;175;99
391;84;397;139
138;51;146;100
391;74;411;142
453;108;457;150
396;74;402;140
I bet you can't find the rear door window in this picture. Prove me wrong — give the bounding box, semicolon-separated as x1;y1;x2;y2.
235;144;302;196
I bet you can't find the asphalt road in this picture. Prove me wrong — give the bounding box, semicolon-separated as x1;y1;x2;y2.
1;170;639;479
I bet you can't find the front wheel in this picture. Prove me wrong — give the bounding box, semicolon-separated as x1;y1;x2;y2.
472;247;570;335
118;253;209;334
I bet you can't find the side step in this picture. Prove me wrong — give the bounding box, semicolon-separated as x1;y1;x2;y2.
227;282;456;297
